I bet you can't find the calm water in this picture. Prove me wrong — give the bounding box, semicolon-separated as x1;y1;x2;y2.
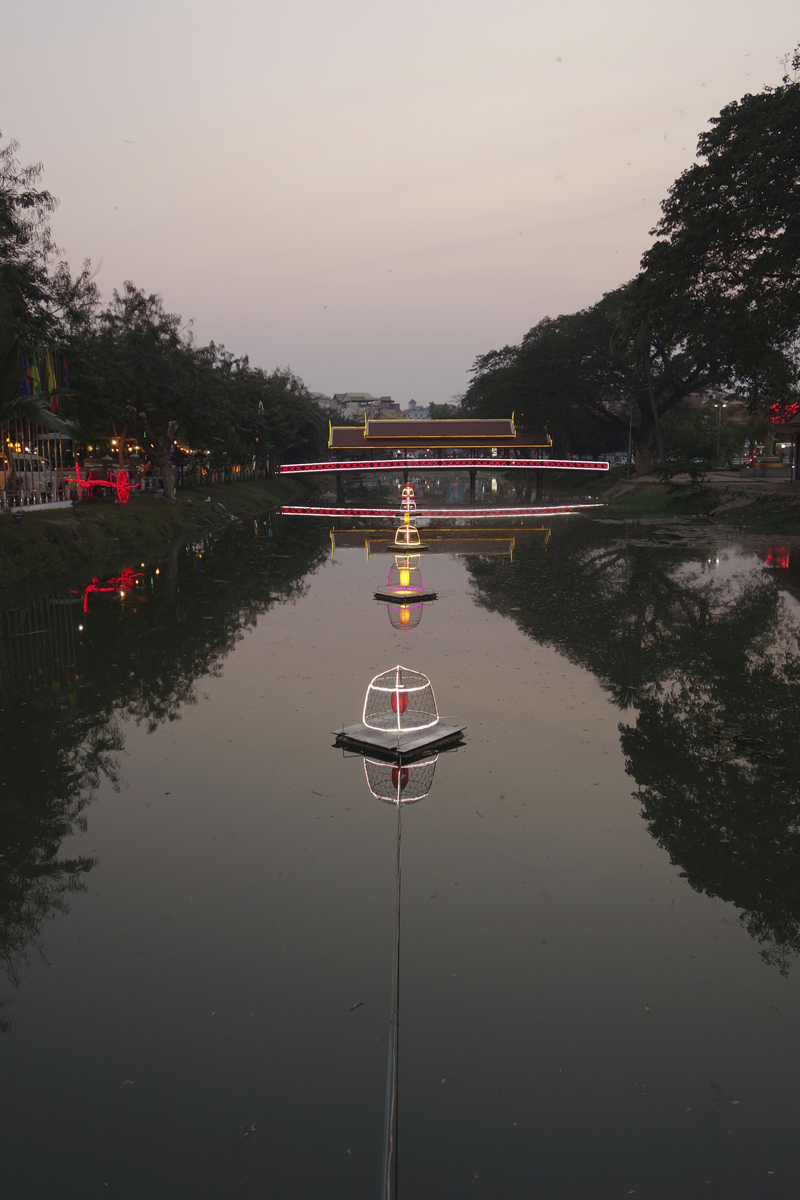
1;513;799;1198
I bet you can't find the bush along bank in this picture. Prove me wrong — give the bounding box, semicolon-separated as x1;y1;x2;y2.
0;476;318;587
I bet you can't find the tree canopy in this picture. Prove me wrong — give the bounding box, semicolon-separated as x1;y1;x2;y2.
462;50;800;467
0;136;326;486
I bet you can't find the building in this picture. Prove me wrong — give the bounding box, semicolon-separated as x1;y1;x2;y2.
405;400;431;420
326;393;401;420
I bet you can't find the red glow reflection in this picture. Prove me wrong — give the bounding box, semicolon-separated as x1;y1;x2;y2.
80;565;145;612
391;766;410;791
766;546;790;569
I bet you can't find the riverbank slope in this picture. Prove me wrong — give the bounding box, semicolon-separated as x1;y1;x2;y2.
0;477;318;586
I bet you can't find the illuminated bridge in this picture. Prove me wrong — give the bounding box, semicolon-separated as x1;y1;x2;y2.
278;457;609;475
277;417;608;499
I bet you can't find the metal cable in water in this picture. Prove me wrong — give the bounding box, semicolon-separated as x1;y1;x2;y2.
380;797;402;1200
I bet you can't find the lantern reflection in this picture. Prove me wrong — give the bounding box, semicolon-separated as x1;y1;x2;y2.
387;554;423;593
363;754;439;805
387;602;424;630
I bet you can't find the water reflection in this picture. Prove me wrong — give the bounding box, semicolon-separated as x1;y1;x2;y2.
386;555;424;593
467;523;800;974
363;755;439;805
0;519;329;1029
386;602;424;630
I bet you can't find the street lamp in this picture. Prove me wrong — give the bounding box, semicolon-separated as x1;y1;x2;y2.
715;400;728;467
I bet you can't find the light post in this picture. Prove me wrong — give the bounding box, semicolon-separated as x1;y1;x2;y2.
715;400;728;467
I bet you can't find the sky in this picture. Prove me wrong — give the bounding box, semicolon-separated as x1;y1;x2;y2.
2;0;797;405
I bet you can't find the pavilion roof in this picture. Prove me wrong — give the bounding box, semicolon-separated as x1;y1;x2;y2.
328;417;551;451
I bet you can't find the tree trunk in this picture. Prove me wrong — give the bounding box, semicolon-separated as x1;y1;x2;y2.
152;438;176;501
633;400;656;474
129;409;177;501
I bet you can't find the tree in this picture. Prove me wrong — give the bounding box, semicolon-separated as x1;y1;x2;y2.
0;133;96;420
70;284;203;499
461;291;634;455
462;51;800;469
638;47;800;413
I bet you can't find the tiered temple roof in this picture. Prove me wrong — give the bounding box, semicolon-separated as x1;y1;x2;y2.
328;417;551;452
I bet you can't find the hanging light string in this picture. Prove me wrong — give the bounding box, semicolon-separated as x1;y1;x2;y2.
381;794;403;1200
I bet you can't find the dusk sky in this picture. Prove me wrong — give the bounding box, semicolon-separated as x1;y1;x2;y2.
3;1;797;405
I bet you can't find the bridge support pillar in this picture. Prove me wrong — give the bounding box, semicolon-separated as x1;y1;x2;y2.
535;471;543;502
469;469;477;501
336;472;345;503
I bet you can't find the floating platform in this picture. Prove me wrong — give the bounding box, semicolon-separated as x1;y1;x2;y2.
385;542;428;552
374;587;438;602
334;721;466;760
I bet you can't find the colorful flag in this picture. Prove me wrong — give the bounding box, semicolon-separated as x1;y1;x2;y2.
21;356;32;395
46;350;58;394
30;355;41;395
62;355;70;390
47;350;59;411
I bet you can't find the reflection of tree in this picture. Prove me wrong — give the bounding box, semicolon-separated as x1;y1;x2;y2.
467;526;800;973
0;519;328;1027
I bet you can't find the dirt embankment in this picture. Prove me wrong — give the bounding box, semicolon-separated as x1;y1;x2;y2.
0;477;318;587
597;473;800;533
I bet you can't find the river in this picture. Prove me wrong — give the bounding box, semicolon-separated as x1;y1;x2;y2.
1;511;799;1198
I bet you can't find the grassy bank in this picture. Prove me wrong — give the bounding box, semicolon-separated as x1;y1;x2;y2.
598;479;800;532
0;477;318;587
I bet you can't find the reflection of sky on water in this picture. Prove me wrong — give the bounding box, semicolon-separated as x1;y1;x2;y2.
3;520;800;1197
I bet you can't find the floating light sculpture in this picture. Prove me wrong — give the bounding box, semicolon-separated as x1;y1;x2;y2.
393;522;423;549
363;755;439;805
334;665;464;753
387;602;424;630
363;665;439;734
375;554;436;603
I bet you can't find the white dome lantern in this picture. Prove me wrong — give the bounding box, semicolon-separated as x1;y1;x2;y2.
363;665;439;733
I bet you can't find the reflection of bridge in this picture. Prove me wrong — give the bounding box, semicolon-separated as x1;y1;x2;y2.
284;503;600;518
329;526;552;558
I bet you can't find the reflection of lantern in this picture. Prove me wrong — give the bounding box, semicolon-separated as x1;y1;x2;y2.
387;555;423;592
387;603;424;630
363;665;439;733
363;755;439;805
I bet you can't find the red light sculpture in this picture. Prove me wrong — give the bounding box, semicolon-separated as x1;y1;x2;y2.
67;461;133;504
